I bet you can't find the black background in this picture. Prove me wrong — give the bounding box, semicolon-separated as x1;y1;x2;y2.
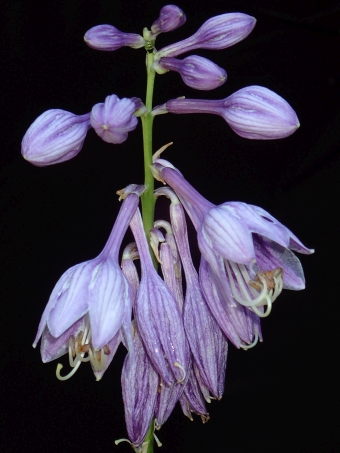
1;0;339;452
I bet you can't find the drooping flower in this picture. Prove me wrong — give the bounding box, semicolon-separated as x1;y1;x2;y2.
156;13;256;58
153;55;227;90
155;187;228;398
21;109;91;166
120;323;159;451
33;185;145;380
165;85;300;139
84;24;145;51
152;158;313;339
129;207;190;386
151;4;186;36
90;94;138;144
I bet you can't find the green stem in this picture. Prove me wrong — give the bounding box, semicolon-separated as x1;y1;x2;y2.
140;52;157;453
141;52;157;267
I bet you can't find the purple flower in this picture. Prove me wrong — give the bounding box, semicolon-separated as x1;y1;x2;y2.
21;109;91;166
84;24;145;51
154;55;227;90
166;85;300;139
151;4;186;36
156;13;256;58
129;207;190;386
121;324;159;450
155;187;228;398
33;186;145;380
152;159;313;329
90;94;138;144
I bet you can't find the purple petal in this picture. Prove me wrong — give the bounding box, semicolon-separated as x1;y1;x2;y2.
253;235;306;290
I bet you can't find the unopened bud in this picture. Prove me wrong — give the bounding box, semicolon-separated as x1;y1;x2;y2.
157;13;256;57
84;24;145;51
156;55;227;90
151;4;186;36
90;95;138;144
21;109;91;166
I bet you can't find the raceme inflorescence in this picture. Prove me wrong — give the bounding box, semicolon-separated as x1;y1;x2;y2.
22;5;313;453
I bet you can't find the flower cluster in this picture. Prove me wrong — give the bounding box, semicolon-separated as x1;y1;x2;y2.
23;5;312;452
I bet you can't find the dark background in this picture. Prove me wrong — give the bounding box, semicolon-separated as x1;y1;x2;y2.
1;0;339;452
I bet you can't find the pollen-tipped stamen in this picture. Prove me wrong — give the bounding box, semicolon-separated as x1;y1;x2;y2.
56;317;111;380
225;261;283;318
174;361;186;383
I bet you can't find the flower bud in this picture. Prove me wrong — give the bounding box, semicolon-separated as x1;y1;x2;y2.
151;4;186;36
156;55;227;90
90;95;138;144
84;24;145;51
21;109;91;166
157;13;256;58
166;86;300;140
221;86;300;139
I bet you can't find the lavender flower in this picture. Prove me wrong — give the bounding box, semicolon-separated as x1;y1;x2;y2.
120;324;159;450
33;185;144;380
21;109;91;166
156;13;256;58
90;94;138;144
155;187;228;398
154;56;227;90
151;4;186;36
129;207;189;386
165;85;300;139
152;159;313;327
84;24;145;51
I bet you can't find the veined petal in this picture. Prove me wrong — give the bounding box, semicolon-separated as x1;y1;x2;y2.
47;261;94;338
88;258;132;349
202;205;255;264
253;235;306;290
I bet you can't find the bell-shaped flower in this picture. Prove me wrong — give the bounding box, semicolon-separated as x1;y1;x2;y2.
155;187;228;398
156;13;256;58
152;158;313;328
21;109;91;166
90;94;138;144
129;207;190;386
151;4;186;36
119;323;159;451
165;85;300;139
33;185;145;380
153;55;227;90
84;24;145;51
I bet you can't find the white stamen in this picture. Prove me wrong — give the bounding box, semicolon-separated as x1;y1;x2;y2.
153;432;163;447
240;330;259;350
56;362;81;381
225;260;283;318
174;361;186;383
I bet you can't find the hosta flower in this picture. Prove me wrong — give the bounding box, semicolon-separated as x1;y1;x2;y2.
156;13;256;58
90;94;138;144
21;109;91;166
153;55;227;91
155;187;228;398
120;324;159;451
129;207;190;386
33;185;145;380
151;4;186;36
165;86;300;139
84;24;145;51
152;158;313;336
